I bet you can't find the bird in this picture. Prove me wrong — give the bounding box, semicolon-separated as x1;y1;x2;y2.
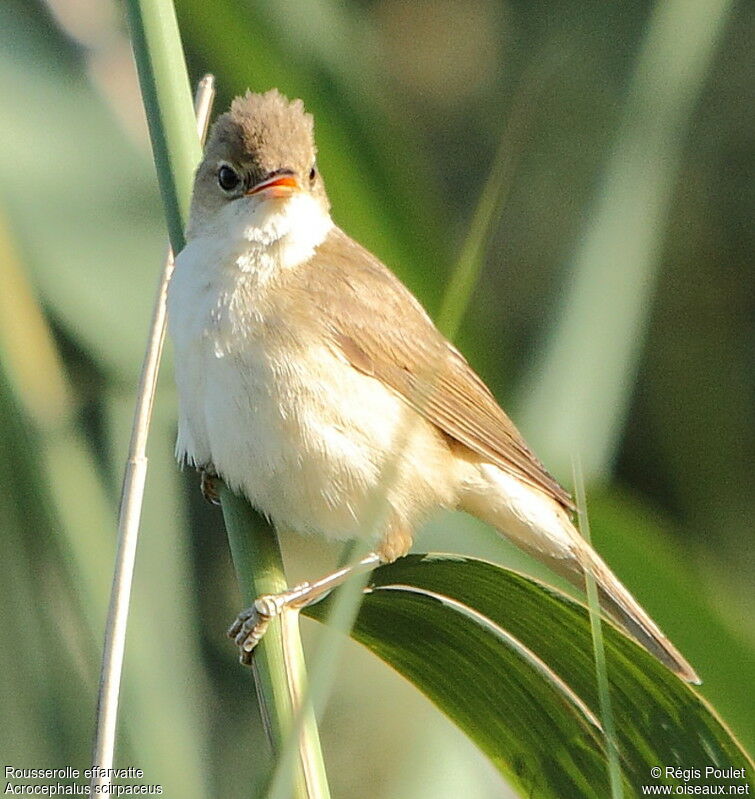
167;89;699;682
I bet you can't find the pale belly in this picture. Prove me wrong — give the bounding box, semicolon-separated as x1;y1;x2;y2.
173;332;457;541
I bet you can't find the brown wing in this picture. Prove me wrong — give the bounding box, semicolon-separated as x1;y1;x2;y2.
297;227;574;512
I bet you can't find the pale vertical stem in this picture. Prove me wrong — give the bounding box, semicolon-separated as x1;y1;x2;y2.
119;2;331;794
91;75;215;792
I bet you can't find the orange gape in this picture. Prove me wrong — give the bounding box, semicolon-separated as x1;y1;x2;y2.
246;174;300;197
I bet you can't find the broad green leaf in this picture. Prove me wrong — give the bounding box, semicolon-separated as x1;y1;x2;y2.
304;555;753;798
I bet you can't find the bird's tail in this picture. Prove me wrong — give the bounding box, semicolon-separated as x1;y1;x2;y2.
537;537;700;684
461;464;700;684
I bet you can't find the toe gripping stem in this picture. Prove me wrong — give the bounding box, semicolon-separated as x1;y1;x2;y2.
228;553;382;662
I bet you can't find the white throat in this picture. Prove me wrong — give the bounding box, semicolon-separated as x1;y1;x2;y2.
241;192;333;269
192;192;333;277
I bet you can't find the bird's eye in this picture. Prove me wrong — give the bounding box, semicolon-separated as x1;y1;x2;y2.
309;165;317;183
218;164;241;192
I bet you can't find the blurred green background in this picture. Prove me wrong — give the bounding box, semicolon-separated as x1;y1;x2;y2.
0;0;752;797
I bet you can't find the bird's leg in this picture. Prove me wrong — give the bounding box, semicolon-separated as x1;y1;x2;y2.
199;466;220;505
228;552;383;664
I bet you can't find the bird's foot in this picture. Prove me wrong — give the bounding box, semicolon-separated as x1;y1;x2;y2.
226;551;383;665
227;583;312;665
199;468;220;505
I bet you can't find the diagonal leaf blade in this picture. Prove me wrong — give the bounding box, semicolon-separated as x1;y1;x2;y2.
303;555;753;798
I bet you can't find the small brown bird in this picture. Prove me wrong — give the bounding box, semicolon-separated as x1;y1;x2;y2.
168;90;698;682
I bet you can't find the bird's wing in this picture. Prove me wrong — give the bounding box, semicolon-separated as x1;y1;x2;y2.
297;227;574;512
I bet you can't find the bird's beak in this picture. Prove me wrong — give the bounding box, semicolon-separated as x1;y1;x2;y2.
245;174;300;200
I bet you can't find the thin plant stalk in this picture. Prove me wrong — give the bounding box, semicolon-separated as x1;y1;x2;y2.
573;459;623;798
91;75;215;792
436;41;567;339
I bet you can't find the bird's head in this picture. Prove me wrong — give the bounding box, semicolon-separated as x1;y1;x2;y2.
187;89;330;245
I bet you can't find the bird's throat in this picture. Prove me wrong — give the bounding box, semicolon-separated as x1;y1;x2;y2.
234;193;333;272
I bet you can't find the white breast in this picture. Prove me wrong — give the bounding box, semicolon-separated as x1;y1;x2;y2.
168;194;458;541
168;192;330;462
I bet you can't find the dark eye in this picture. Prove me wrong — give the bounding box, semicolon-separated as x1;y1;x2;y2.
309;165;317;183
218;164;241;192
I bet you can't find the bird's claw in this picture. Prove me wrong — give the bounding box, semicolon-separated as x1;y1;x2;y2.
227;595;287;664
200;469;220;505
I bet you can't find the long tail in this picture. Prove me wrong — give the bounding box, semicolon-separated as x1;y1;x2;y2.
537;537;700;684
462;464;701;683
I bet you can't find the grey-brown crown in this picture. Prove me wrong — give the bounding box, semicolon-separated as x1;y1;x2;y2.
205;89;317;182
186;90;329;236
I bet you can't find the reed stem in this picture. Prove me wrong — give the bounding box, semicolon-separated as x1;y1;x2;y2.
221;488;331;799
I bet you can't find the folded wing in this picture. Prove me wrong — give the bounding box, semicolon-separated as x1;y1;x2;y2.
300;227;574;512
